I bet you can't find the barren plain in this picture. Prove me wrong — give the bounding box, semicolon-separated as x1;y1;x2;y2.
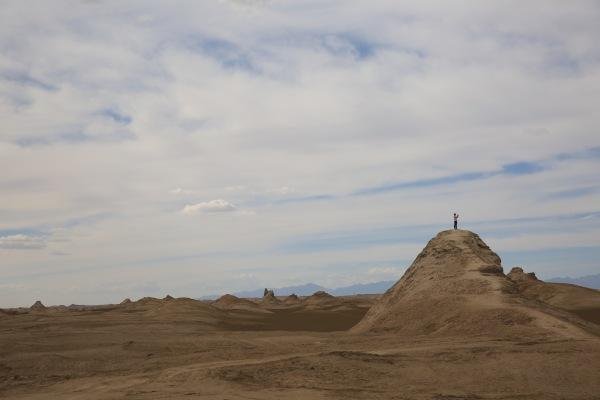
2;230;599;399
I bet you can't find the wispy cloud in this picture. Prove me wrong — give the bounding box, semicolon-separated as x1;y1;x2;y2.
353;172;491;196
1;70;58;91
545;186;599;199
14;131;135;147
170;187;195;195
318;33;377;60
100;108;132;125
189;37;256;72
0;234;46;249
273;194;337;205
182;199;237;214
501;161;544;175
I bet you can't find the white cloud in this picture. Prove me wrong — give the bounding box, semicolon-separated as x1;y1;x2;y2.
0;234;46;249
182;199;236;214
267;186;295;195
169;187;194;195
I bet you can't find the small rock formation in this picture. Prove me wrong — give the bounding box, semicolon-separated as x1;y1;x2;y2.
164;295;175;301
284;293;300;304
263;288;269;297
262;289;280;304
120;298;132;305
30;300;46;311
507;267;538;282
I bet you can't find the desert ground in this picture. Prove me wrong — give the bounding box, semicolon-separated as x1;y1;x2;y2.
2;230;600;399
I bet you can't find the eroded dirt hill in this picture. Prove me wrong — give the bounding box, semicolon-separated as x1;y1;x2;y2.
351;230;599;338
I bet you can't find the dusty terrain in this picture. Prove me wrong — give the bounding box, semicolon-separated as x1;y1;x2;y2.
1;230;600;399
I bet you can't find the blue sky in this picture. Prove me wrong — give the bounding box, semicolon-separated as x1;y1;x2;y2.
1;1;600;307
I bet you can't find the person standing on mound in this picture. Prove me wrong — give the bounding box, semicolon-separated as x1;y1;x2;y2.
453;213;459;230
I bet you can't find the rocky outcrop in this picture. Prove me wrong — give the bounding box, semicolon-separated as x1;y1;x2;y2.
30;301;46;311
507;267;538;282
262;289;280;305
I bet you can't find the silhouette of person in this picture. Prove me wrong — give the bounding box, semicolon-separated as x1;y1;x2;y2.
453;213;459;230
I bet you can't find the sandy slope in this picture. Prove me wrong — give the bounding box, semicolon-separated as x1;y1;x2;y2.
352;230;599;339
507;266;600;324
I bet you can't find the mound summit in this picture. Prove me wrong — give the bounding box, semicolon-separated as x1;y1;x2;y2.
352;229;599;338
30;300;46;311
283;294;300;304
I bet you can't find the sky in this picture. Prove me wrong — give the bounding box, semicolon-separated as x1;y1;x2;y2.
1;0;600;307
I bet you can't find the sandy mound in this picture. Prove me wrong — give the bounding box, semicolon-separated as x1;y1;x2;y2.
351;230;597;338
120;298;132;305
164;294;175;301
124;296;227;323
312;290;334;299
133;297;226;325
135;296;162;305
213;294;243;307
213;294;269;313
30;300;46;311
304;291;335;305
283;294;300;304
302;291;350;312
508;266;600;324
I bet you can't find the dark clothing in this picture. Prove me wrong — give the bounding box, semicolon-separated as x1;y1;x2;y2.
454;220;457;229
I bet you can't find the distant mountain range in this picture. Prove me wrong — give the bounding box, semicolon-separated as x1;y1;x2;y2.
200;280;396;300
548;273;600;289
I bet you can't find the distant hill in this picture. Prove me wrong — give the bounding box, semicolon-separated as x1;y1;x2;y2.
199;280;396;300
548;273;600;289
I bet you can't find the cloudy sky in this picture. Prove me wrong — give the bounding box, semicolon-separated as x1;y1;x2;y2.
1;1;599;307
